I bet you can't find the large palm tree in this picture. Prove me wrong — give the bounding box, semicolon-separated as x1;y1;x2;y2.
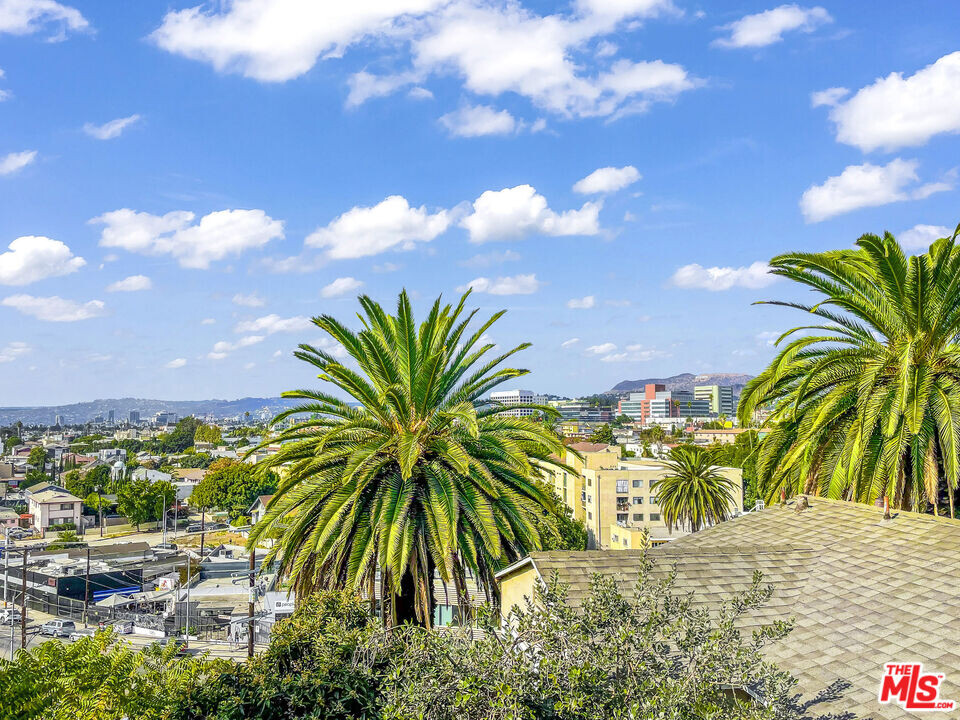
247;291;569;627
738;226;960;514
652;445;738;532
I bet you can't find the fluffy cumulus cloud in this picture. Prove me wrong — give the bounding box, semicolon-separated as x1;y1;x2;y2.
321;276;363;298
561;337;580;348
899;224;954;251
232;292;265;307
106;274;152;292
0;235;85;285
0;150;37;175
457;273;541;295
165;357;187;369
83;114;142;140
0;340;29;363
307;195;449;260
671;261;774;291
599;343;666;362
461;185;600;243
0;0;88;37
234;314;312;334
208;334;264;360
826;52;960;152
152;0;695;121
573;165;640;194
810;87;849;108
713;4;831;49
585;342;617;354
92;208;284;269
799;159;952;223
439;104;519;137
1;294;106;322
566;295;595;309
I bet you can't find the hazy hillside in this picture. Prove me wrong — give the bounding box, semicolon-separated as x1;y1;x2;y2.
605;372;754;396
0;397;301;426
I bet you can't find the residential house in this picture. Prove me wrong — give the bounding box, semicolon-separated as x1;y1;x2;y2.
27;489;82;531
0;507;19;529
496;496;960;719
248;495;273;525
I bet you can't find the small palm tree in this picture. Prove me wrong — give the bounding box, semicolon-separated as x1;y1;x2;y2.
248;291;569;627
652;445;738;533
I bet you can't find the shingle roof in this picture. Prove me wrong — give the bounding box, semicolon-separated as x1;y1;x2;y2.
502;497;960;719
566;442;610;452
28;489;81;504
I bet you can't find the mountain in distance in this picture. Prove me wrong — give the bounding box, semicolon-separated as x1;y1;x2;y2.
0;397;301;426
605;372;754;396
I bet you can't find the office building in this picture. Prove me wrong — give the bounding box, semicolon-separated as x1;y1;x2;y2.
489;389;546;417
617;384;712;425
108;409;115;424
694;385;737;418
129;410;140;425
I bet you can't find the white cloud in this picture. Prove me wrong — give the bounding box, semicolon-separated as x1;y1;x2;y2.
321;276;363;298
1;294;106;322
106;274;152;292
439;104;519;137
586;342;617;354
165;357;187;369
713;4;831;49
0;0;88;37
373;261;402;273
0;341;29;363
810;87;848;108
201;317;216;325
234;314;312;334
799;158;952;223
0;150;37;175
208;335;264;359
566;295;595;309
459;249;521;268
461;185;601;243
152;0;445;83
899;224;954;251
827;52;960;152
232;292;265;307
306;195;450;259
152;0;694;121
671;261;775;291
600;344;666;362
83;114;142;140
0;235;85;285
457;273;541;295
755;330;780;346
92;208;284;269
561;337;580;348
573;165;640;194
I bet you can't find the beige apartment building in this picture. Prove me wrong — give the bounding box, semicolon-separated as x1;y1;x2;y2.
542;442;743;549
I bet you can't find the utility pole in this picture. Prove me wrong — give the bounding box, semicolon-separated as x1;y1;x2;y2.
20;549;26;651
84;547;91;628
184;555;191;650
199;507;205;558
247;548;255;658
162;494;167;546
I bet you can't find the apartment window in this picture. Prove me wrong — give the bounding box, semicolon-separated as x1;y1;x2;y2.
616;479;629;494
587;478;592;487
59;503;72;510
632;513;644;522
616;513;628;524
650;513;661;522
632;497;643;505
581;491;586;503
587;494;592;504
650;494;658;504
587;512;593;520
616;498;629;512
612;534;619;543
632;479;642;488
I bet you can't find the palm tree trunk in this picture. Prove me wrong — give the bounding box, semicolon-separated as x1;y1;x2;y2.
394;571;421;627
949;482;956;519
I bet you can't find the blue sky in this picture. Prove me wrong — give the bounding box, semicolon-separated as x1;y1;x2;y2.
1;0;959;406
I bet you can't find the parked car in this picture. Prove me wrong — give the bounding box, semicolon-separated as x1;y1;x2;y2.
186;524;203;533
0;609;22;624
155;542;178;550
208;522;229;531
40;619;76;637
68;627;96;642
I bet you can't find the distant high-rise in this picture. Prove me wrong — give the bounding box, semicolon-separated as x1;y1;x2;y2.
489;389;547;417
694;385;736;418
129;410;140;425
108;409;115;424
54;414;62;427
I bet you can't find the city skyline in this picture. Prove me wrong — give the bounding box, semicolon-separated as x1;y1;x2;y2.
2;1;960;405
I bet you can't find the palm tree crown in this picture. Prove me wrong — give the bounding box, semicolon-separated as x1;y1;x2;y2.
652;445;738;533
247;291;568;626
739;226;960;513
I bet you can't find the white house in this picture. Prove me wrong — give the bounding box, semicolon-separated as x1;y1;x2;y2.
248;495;274;525
27;489;82;531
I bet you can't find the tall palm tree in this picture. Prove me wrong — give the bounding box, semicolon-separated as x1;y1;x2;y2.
738;226;960;514
247;291;569;627
652;445;738;533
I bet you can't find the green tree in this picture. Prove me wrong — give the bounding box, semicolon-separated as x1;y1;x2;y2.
193;423;222;446
739;227;960;514
27;446;47;473
3;436;19;453
117;478;172;529
162;417;203;454
652;445;738;533
248;291;569;627
189;460;277;519
63;469;96;499
587;423;614;444
535;491;588;550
